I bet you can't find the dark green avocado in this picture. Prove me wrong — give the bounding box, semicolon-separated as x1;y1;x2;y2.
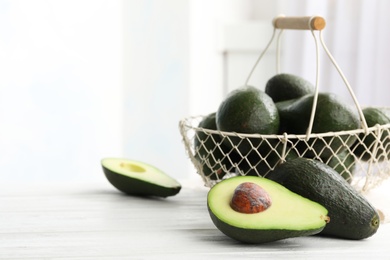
352;107;390;161
101;158;181;197
194;112;237;180
276;93;361;158
265;73;315;102
207;176;329;244
216;86;280;155
324;150;356;183
267;158;380;240
235;145;299;177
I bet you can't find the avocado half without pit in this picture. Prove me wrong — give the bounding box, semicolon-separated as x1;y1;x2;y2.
101;158;181;198
207;176;329;244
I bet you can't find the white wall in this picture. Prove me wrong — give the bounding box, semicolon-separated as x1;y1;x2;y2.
188;0;276;115
1;0;389;183
277;0;390;107
0;0;123;183
123;0;190;180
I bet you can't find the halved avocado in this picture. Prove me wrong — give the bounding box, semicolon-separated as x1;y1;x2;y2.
101;158;181;197
207;176;329;244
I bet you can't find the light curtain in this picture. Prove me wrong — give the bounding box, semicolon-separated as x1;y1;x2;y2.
280;0;390;107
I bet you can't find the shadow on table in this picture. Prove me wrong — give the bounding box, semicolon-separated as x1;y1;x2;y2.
181;228;306;249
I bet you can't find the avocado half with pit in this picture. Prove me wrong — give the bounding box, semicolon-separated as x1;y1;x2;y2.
101;158;181;197
207;176;329;244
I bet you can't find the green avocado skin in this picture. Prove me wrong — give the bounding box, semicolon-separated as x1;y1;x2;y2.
216;86;280;155
276;93;360;158
352;107;390;161
236;146;298;177
266;158;380;240
324;151;356;183
265;73;315;103
216;86;279;135
194;112;237;180
207;205;324;244
102;167;181;198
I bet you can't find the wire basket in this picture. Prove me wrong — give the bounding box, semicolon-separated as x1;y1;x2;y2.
179;16;390;191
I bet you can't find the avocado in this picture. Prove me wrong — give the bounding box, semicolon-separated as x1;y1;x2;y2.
275;99;298;134
265;73;315;102
235;145;299;177
207;176;329;244
325;150;356;183
216;86;280;155
194;112;237;180
277;93;361;158
352;107;390;161
101;158;181;197
267;158;380;239
306;150;356;183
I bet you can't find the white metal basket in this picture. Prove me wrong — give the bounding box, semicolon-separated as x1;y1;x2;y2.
179;15;390;191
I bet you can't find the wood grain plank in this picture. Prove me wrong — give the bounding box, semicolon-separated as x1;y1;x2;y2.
0;182;389;259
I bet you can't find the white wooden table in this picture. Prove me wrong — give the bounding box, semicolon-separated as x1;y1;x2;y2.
1;180;389;259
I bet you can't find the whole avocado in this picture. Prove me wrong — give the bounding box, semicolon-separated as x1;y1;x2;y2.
352;107;390;161
194;112;238;180
267;158;380;240
277;92;361;158
265;73;315;102
325;150;356;183
235;146;298;177
216;86;279;155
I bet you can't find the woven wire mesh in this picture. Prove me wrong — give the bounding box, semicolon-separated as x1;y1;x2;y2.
179;115;390;191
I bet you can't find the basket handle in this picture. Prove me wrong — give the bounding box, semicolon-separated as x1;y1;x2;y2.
273;15;368;137
273;15;326;31
245;15;369;138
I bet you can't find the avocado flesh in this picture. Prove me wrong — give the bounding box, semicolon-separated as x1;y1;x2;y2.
101;158;181;197
207;176;328;244
267;158;380;240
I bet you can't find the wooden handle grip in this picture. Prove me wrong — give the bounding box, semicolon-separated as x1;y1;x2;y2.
273;16;326;30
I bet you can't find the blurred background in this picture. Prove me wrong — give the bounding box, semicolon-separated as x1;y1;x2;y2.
0;0;389;183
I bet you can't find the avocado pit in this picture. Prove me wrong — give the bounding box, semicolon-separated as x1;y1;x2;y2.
230;182;272;214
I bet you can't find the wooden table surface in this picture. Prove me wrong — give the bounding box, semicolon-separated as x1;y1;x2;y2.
1;180;389;259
